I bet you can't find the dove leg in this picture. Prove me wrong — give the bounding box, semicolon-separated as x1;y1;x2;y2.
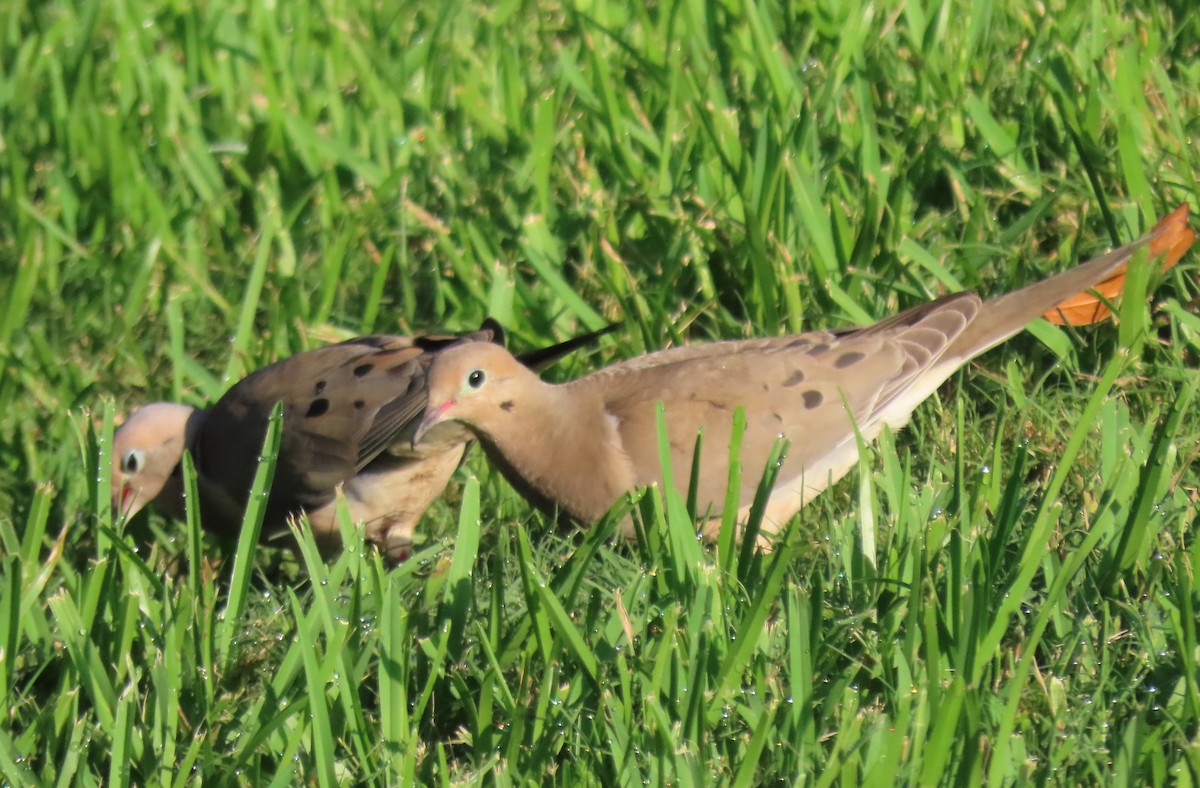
346;445;469;562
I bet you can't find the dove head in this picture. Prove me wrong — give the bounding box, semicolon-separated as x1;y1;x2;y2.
413;342;538;446
112;402;196;521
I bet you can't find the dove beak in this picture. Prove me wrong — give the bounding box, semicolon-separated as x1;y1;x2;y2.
113;482;136;522
412;401;455;449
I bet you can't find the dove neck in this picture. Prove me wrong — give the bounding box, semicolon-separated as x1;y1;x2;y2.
158;408;247;535
473;381;631;523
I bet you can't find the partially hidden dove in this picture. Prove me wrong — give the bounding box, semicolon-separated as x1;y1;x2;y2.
413;205;1194;539
112;321;615;561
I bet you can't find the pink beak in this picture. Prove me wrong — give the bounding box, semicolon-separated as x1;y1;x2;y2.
113;483;134;520
412;401;455;449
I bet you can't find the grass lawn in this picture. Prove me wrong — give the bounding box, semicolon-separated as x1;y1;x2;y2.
3;0;1200;783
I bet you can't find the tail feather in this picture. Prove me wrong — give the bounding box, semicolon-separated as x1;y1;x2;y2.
517;323;620;372
951;204;1193;360
1046;204;1196;325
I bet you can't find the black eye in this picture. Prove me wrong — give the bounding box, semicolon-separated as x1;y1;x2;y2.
121;450;145;474
467;369;486;389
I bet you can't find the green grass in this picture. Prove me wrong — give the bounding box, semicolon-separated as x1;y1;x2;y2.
3;0;1200;782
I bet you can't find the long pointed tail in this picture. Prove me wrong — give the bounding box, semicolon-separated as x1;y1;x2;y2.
1046;204;1195;325
517;323;620;372
951;203;1193;361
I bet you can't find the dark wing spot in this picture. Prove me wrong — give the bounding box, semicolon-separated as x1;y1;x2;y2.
353;400;365;410
834;351;865;368
806;343;831;356
499;400;515;412
353;364;374;377
306;398;330;418
787;338;811;349
782;369;806;387
314;380;327;395
802;390;823;409
771;411;783;423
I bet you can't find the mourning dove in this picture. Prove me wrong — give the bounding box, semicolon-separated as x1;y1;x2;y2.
112;321;615;561
413;205;1194;538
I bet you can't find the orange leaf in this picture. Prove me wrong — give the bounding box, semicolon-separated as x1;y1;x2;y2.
1044;203;1195;326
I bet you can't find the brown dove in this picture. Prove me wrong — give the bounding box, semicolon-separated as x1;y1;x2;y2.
413;205;1194;538
112;321;615;561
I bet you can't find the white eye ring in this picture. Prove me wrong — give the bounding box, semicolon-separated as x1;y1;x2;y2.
121;449;145;475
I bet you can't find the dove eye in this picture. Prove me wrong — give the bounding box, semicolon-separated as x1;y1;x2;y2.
121;449;145;475
467;369;487;389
